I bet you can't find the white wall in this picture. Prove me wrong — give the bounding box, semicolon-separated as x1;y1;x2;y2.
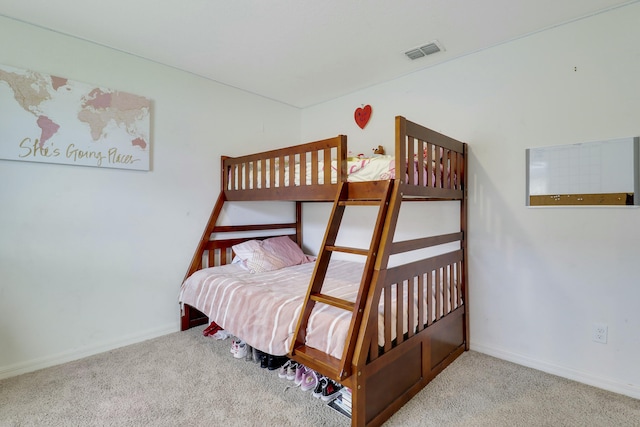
2;4;639;401
0;17;300;378
301;4;640;399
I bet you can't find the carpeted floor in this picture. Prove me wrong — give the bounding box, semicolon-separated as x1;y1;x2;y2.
1;326;638;426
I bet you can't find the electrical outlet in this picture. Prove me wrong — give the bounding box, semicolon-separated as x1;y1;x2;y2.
592;323;608;344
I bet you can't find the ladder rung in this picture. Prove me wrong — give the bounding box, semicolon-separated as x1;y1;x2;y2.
338;200;381;206
291;345;344;380
326;245;368;256
310;293;355;311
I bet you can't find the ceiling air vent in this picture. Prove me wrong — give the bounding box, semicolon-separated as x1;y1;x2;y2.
405;40;444;60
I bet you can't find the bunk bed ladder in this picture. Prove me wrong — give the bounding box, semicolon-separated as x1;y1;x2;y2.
290;179;393;381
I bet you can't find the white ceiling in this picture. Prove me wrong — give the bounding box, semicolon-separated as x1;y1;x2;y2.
1;0;636;108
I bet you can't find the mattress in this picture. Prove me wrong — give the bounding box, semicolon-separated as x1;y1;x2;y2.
179;259;455;359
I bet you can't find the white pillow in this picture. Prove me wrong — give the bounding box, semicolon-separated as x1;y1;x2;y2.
244;249;289;273
230;239;262;262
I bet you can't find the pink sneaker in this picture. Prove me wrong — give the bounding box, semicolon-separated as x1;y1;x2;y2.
294;364;308;386
300;369;318;392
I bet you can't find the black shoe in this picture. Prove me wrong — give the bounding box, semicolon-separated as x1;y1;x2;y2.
253;349;267;367
267;355;288;371
260;352;269;369
321;380;343;401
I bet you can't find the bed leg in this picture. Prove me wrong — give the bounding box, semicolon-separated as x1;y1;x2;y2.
180;304;190;331
181;303;208;331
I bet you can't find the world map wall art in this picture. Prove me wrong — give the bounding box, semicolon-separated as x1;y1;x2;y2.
0;64;151;171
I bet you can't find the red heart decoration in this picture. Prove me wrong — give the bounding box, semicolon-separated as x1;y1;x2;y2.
354;105;372;129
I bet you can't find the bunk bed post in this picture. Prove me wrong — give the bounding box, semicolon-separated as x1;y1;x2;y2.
461;143;470;350
295;201;303;249
181;191;227;331
395;116;407;185
183;192;227;281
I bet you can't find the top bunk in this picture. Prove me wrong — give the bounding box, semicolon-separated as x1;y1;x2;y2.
222;116;466;202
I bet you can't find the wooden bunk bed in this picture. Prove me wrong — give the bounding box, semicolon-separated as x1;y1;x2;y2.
180;116;468;427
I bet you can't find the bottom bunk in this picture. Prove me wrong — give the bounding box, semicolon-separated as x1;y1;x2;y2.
180;254;463;364
179;188;467;426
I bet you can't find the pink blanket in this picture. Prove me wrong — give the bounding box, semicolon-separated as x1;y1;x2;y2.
179;259;454;358
180;260;364;357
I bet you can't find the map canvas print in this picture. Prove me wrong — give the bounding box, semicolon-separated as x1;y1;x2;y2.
0;64;151;171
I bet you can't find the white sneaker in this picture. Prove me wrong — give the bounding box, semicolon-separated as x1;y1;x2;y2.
233;340;247;359
278;360;295;379
230;338;239;353
286;361;298;380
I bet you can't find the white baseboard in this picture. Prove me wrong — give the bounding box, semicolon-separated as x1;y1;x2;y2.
470;342;640;400
0;324;178;381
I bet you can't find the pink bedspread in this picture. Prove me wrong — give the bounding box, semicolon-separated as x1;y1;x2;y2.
179;259;454;358
180;260;365;358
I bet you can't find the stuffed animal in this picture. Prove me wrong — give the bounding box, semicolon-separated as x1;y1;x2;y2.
372;145;385;155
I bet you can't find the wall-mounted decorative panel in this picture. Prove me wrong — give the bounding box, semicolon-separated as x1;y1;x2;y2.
526;137;639;206
0;64;151;171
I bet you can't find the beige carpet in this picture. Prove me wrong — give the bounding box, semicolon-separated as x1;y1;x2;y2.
1;325;638;426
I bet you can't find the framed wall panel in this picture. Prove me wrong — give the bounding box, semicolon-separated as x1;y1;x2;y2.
526;137;640;206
